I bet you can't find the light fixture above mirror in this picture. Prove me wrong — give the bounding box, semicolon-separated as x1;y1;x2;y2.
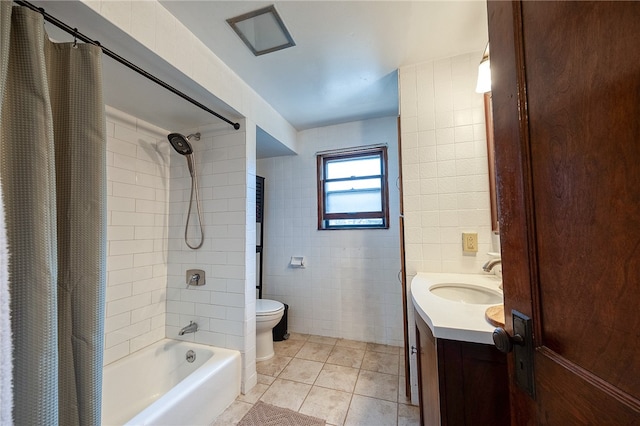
475;43;491;93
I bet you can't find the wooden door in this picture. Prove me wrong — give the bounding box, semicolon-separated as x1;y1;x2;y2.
488;1;640;423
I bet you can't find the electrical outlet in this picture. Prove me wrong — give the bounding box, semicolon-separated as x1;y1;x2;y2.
462;232;478;253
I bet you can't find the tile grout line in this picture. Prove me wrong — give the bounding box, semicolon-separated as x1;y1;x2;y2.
247;335;415;426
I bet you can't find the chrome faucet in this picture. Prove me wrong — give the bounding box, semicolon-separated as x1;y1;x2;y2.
188;273;200;287
483;258;504;290
482;258;502;273
179;321;198;336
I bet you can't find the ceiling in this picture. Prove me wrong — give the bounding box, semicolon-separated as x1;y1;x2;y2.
160;1;489;131
31;1;488;157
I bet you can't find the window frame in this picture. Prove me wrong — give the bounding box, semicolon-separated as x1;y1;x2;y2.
316;146;390;230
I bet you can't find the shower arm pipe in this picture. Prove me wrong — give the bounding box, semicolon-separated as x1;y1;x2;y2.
13;0;241;131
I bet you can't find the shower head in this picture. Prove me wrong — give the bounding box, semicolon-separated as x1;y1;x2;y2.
167;132;200;155
168;132;201;177
167;133;192;155
168;132;205;250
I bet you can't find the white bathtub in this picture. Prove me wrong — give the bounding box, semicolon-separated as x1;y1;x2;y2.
102;339;241;426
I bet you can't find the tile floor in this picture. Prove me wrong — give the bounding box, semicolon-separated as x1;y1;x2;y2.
212;333;420;426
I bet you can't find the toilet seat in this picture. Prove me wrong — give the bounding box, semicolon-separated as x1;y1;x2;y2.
256;299;284;315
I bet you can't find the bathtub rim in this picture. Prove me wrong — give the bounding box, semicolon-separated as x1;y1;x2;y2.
101;338;241;426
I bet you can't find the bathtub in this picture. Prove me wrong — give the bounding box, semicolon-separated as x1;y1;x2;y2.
102;339;241;425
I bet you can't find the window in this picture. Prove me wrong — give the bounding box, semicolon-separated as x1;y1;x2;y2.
317;146;389;230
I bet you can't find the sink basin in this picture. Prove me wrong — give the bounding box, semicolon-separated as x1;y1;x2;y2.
429;283;502;305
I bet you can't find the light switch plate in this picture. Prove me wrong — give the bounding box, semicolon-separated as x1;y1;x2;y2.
462;233;478;253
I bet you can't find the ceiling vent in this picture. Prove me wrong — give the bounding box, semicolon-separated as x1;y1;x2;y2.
226;5;296;56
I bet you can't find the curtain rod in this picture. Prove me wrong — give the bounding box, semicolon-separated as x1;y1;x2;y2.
14;0;241;131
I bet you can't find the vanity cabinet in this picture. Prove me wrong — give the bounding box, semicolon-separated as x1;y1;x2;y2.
415;311;510;426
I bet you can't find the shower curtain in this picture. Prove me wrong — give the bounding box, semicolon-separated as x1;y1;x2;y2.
0;3;106;425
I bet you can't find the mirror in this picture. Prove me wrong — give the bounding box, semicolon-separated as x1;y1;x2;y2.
484;92;499;233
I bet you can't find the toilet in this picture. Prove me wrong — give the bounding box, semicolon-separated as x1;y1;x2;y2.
255;299;285;361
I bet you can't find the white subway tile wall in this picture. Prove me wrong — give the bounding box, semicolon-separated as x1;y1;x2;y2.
257;117;403;347
104;107;170;366
104;110;257;396
166;123;257;393
399;52;493;279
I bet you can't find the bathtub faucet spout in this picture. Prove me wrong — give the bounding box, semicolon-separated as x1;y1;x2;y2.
179;321;198;336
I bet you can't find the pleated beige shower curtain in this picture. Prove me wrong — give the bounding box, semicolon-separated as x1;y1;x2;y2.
0;2;106;425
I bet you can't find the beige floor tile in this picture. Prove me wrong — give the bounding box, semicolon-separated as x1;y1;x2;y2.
274;338;305;357
279;358;324;384
354;370;398;402
257;373;276;385
259;378;312;411
315;363;359;393
237;383;270;404
344;395;398;426
227;335;414;426
398;403;420;426
296;342;334;362
256;355;292;377
308;335;338;345
299;386;352;426
361;351;400;375
210;400;253;426
336;339;367;350
288;332;310;341
366;342;401;355
326;346;365;369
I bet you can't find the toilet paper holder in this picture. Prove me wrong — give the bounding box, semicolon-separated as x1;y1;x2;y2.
289;256;305;268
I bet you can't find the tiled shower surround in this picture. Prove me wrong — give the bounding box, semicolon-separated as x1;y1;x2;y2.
104;107;170;366
166;121;258;391
256;116;403;347
104;107;257;391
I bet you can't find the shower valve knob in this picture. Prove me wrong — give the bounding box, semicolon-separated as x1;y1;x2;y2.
186;269;205;288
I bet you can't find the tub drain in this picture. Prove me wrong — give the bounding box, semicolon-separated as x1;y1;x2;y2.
186;350;196;363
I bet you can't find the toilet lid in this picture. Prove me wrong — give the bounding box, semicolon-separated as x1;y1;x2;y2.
256;299;284;314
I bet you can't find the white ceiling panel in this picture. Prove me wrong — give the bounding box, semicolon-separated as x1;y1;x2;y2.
160;1;489;130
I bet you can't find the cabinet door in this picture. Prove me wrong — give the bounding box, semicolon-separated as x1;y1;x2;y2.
415;314;440;426
439;340;510;426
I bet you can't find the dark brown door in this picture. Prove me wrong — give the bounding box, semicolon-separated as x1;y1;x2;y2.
488;1;640;423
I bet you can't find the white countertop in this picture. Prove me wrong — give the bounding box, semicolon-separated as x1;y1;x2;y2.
411;272;503;345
